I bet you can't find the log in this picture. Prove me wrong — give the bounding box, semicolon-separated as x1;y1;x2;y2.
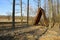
33;7;49;26
33;8;42;25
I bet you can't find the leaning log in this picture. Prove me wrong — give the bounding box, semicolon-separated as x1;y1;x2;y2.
33;7;49;26
33;7;42;25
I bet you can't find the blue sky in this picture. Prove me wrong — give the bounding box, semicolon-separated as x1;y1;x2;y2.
0;0;12;15
0;0;44;16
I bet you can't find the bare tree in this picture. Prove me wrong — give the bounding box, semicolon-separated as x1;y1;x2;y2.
20;0;23;25
6;12;11;20
48;0;53;22
44;0;46;11
38;0;41;8
29;6;35;16
33;0;41;8
12;0;15;28
27;0;29;25
57;0;59;14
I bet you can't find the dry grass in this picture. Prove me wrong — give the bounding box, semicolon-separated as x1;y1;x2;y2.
39;35;60;40
0;16;60;40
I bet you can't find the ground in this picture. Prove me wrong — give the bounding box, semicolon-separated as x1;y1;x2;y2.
0;23;60;40
0;16;60;40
